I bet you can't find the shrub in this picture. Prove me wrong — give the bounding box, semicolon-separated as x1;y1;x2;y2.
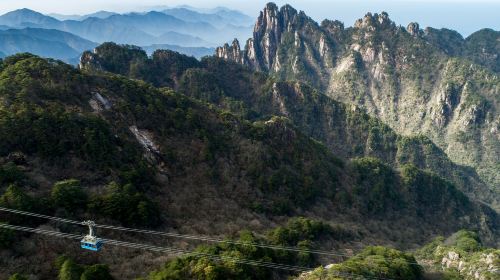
81;264;114;280
349;157;400;213
0;223;14;249
415;236;445;260
267;217;331;246
148;218;336;280
56;257;113;280
0;105;117;167
58;259;83;280
0;185;34;210
89;182;159;227
442;269;462;280
327;246;424;280
447;230;482;253
51;179;88;212
0;163;25;186
8;274;28;280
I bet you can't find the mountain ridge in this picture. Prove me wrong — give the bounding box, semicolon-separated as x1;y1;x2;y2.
49;10;118;21
215;2;500;200
0;8;253;47
0;27;97;63
79;42;499;211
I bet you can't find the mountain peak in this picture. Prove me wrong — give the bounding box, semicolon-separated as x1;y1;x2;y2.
216;4;401;72
321;19;344;32
256;2;298;32
354;11;395;30
246;3;303;70
12;8;38;14
0;8;59;27
407;22;422;37
264;2;279;12
2;8;44;17
215;38;243;64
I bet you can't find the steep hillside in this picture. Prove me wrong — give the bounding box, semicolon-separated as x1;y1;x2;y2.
464;29;500;73
0;53;498;278
415;230;499;280
215;3;500;197
2;28;97;51
296;229;499;280
80;42;499;210
296;246;423;280
154;31;210;47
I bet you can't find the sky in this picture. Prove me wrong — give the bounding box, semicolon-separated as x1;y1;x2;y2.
0;0;499;36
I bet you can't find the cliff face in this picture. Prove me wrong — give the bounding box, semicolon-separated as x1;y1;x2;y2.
216;3;500;198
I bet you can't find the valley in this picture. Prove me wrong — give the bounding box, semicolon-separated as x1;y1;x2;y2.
0;2;498;280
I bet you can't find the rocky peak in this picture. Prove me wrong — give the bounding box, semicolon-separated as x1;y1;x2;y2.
253;3;299;37
253;3;299;70
215;38;243;63
354;12;395;30
407;22;422;37
79;50;101;71
215;3;305;71
377;11;391;25
280;4;299;30
321;19;344;32
255;2;279;34
231;39;241;53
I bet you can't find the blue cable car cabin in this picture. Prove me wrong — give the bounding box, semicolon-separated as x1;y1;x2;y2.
81;238;103;251
81;220;103;252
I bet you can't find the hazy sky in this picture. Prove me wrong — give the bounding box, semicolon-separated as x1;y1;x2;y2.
0;0;499;36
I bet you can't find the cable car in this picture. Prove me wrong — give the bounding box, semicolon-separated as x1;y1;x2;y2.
81;220;103;251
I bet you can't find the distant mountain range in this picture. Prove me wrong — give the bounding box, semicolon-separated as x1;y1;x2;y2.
0;27;213;63
161;7;253;28
0;7;252;46
0;6;252;61
0;28;97;64
48;11;118;21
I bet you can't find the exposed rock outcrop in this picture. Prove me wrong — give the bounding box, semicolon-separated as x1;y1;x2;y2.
89;91;112;112
216;3;301;71
439;249;500;280
129;125;161;163
215;39;244;64
354;11;395;30
79;50;101;71
407;22;422;37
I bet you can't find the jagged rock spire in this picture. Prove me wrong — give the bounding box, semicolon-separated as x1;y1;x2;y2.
407;22;422;37
354;11;395;30
215;38;243;64
215;2;301;71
